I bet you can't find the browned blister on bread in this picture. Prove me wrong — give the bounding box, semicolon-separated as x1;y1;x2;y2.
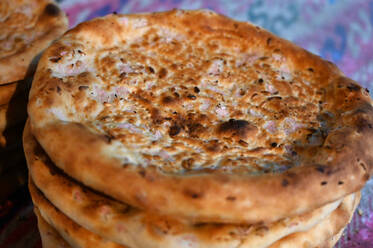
28;9;373;224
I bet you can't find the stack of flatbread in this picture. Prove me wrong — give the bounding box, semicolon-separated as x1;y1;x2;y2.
25;10;373;248
0;0;67;204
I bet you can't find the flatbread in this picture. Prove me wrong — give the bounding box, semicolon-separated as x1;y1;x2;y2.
24;120;349;248
0;0;68;85
35;207;72;248
29;179;127;248
28;9;373;224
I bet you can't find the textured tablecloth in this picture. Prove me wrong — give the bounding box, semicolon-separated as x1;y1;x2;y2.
1;0;373;247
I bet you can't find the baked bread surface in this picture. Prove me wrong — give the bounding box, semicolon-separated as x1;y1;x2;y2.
28;9;373;223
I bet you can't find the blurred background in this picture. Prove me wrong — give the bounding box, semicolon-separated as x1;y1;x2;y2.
1;1;373;247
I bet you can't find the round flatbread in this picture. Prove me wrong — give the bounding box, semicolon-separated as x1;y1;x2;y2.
29;179;127;248
0;0;68;85
28;9;373;224
35;208;72;248
24;120;350;248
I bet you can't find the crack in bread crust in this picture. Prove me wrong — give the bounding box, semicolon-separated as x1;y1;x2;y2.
28;10;373;224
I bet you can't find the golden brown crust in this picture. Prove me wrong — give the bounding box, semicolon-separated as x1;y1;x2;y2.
35;208;72;248
28;9;373;223
24;120;347;248
0;0;68;84
29;179;127;248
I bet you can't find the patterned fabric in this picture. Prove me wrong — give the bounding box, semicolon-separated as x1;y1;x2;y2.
1;0;372;247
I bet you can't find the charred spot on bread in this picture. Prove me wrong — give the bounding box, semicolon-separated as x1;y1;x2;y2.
162;96;176;105
44;3;60;16
316;166;326;173
282;179;289;187
356;117;373;133
158;68;168;78
226;196;236;201
169;124;181;136
184;189;203;199
266;38;272;46
78;85;89;91
346;84;361;92
139;170;146;178
50;57;62;63
103;134;114;143
187;94;196;100
217;119;257;141
181;158;194;170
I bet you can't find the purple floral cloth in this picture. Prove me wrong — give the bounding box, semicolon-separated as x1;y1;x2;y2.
1;0;372;247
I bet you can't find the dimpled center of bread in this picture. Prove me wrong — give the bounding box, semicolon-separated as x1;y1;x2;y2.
49;23;325;174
